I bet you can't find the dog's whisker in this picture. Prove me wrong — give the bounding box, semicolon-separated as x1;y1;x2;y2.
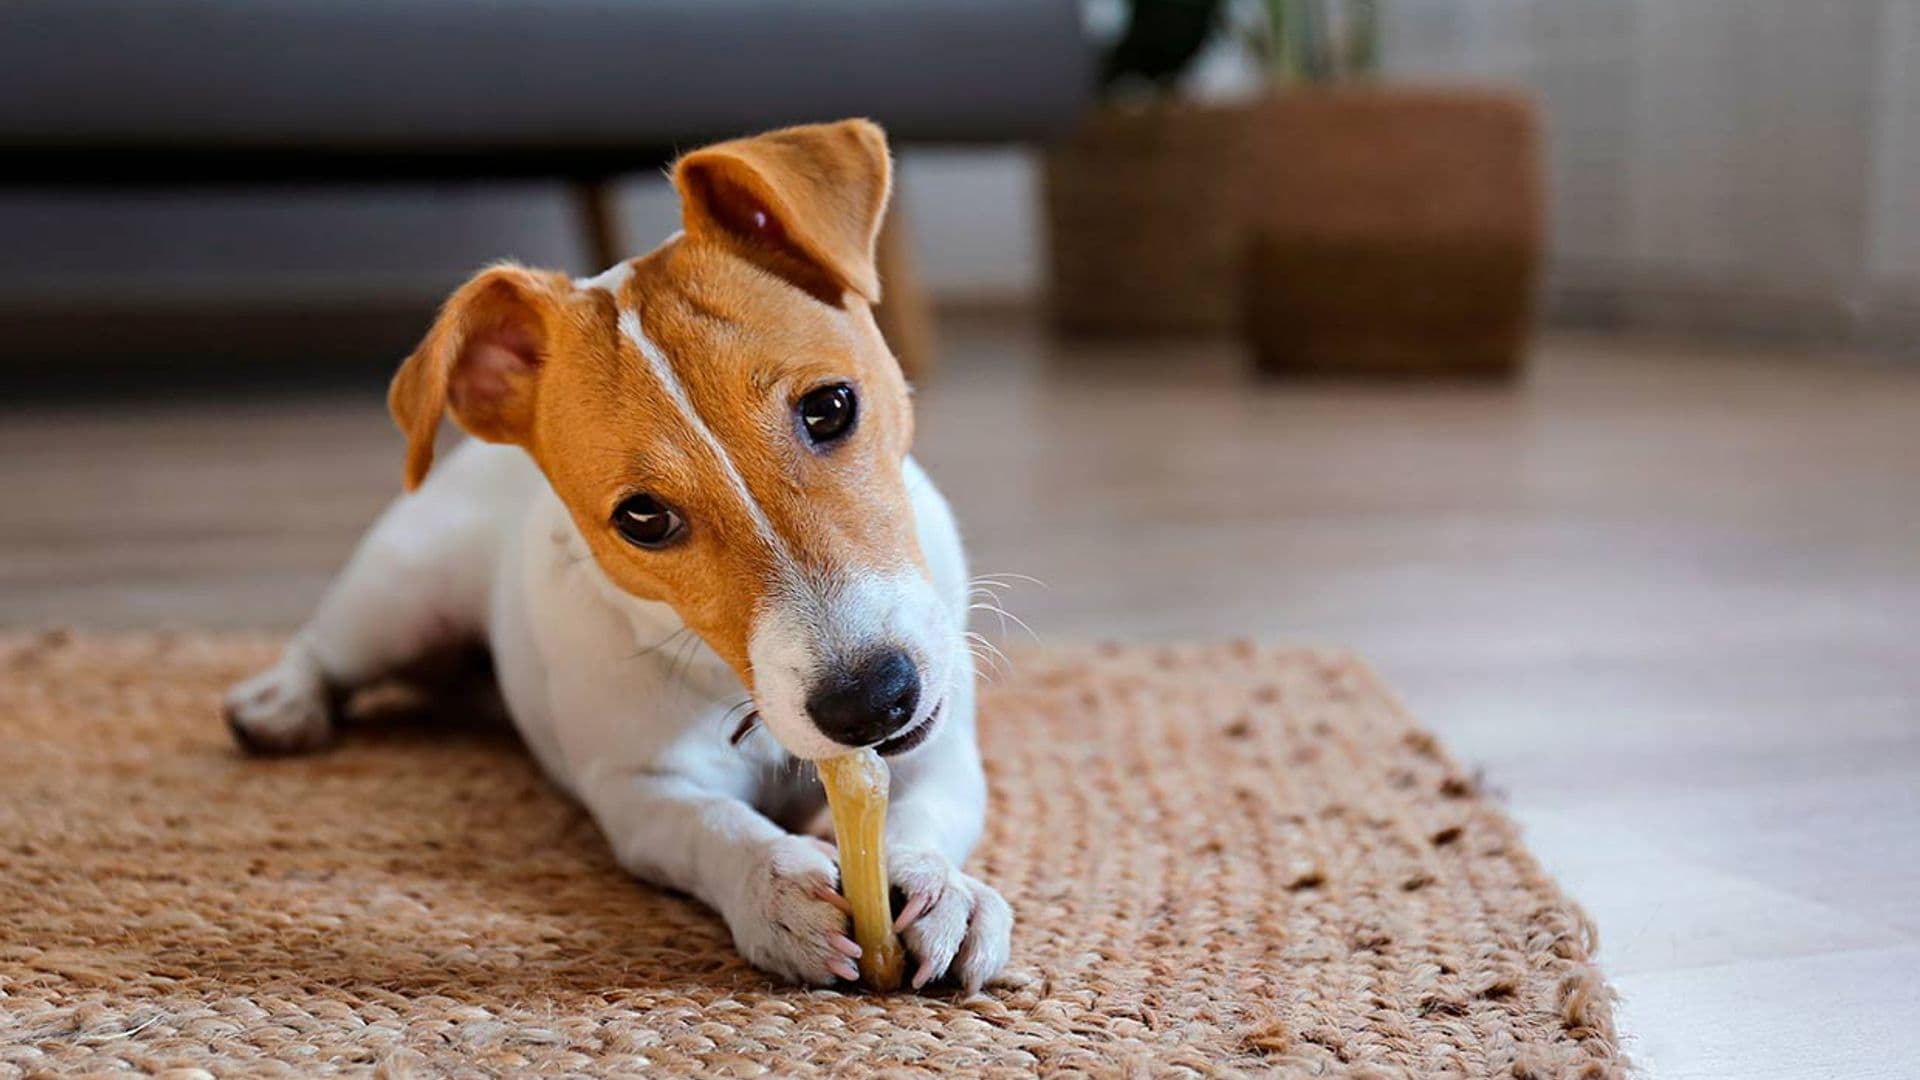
995;608;1040;643
677;633;704;680
969;587;1019;607
968;602;1013;638
971;571;1048;589
968;573;1046;641
976;645;1012;678
626;626;693;662
966;631;1012;676
662;628;704;692
968;594;1014;618
969;601;1040;643
964;643;1001;677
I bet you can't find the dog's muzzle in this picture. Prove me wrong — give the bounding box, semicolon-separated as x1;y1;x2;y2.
804;648;920;749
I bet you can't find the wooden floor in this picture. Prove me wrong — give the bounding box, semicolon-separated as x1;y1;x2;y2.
5;320;1918;1077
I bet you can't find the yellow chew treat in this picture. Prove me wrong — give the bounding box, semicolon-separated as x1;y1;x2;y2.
818;749;907;991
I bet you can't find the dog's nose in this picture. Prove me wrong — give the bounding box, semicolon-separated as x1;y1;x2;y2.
806;649;920;747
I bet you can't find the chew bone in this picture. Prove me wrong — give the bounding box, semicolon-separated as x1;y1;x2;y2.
818;749;907;990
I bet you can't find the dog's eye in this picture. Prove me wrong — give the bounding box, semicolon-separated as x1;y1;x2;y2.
799;383;857;445
612;494;685;549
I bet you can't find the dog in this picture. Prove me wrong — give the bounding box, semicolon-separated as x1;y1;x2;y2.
221;119;1010;992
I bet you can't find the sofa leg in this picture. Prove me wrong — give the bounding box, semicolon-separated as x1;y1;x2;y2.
874;196;938;382
575;179;623;272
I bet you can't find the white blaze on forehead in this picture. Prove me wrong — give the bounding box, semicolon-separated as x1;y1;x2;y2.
616;306;834;757
574;259;636;294
616;307;789;561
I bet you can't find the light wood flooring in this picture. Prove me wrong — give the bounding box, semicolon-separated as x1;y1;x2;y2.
4;319;1919;1077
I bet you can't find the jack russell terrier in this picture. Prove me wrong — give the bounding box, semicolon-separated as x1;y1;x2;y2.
221;119;1010;992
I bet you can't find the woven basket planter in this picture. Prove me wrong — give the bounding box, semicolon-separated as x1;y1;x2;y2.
1042;101;1256;338
1240;87;1544;376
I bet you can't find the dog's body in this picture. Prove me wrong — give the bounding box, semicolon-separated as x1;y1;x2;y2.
223;120;1009;991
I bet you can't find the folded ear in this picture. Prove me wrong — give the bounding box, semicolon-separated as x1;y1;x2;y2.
673;118;892;304
388;263;565;490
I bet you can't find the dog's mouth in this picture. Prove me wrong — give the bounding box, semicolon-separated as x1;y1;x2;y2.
728;698;944;758
874;699;943;757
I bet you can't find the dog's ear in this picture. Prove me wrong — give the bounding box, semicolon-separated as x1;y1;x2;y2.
673;118;892;304
388;263;565;490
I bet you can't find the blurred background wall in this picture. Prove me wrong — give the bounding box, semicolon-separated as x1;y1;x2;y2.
4;0;1916;352
1384;0;1920;349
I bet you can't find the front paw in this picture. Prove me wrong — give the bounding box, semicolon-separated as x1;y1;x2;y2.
729;836;863;987
889;849;1013;993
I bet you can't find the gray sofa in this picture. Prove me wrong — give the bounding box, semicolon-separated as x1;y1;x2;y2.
1;0;1087;175
0;0;1091;375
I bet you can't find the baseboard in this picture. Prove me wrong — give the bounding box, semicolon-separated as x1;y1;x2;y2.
1546;269;1920;359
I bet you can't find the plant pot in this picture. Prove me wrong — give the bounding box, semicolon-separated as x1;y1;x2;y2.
1240;86;1543;376
1042;100;1257;338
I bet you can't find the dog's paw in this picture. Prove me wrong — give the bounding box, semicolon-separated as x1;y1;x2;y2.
223;648;333;755
729;836;862;986
890;848;1012;993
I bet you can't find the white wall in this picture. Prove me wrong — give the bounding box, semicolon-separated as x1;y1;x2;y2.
1382;0;1920;346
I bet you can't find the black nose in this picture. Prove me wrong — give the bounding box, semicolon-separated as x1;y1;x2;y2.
805;649;921;747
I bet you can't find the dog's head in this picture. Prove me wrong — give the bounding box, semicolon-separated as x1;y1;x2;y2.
387;120;958;760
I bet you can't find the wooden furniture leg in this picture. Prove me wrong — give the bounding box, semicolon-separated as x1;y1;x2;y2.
873;196;938;382
575;179;623;272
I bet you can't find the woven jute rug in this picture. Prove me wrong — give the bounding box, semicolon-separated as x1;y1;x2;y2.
0;632;1623;1078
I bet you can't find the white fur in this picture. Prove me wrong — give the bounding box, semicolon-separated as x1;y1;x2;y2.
616;308;788;558
746;568;959;762
573;258;636;294
224;439;1007;990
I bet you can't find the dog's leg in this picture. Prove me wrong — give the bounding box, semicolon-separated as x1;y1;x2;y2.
225;443;513;753
223;634;336;755
583;772;864;986
876;684;1013;993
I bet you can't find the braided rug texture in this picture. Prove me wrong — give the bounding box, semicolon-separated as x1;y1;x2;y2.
0;632;1623;1078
